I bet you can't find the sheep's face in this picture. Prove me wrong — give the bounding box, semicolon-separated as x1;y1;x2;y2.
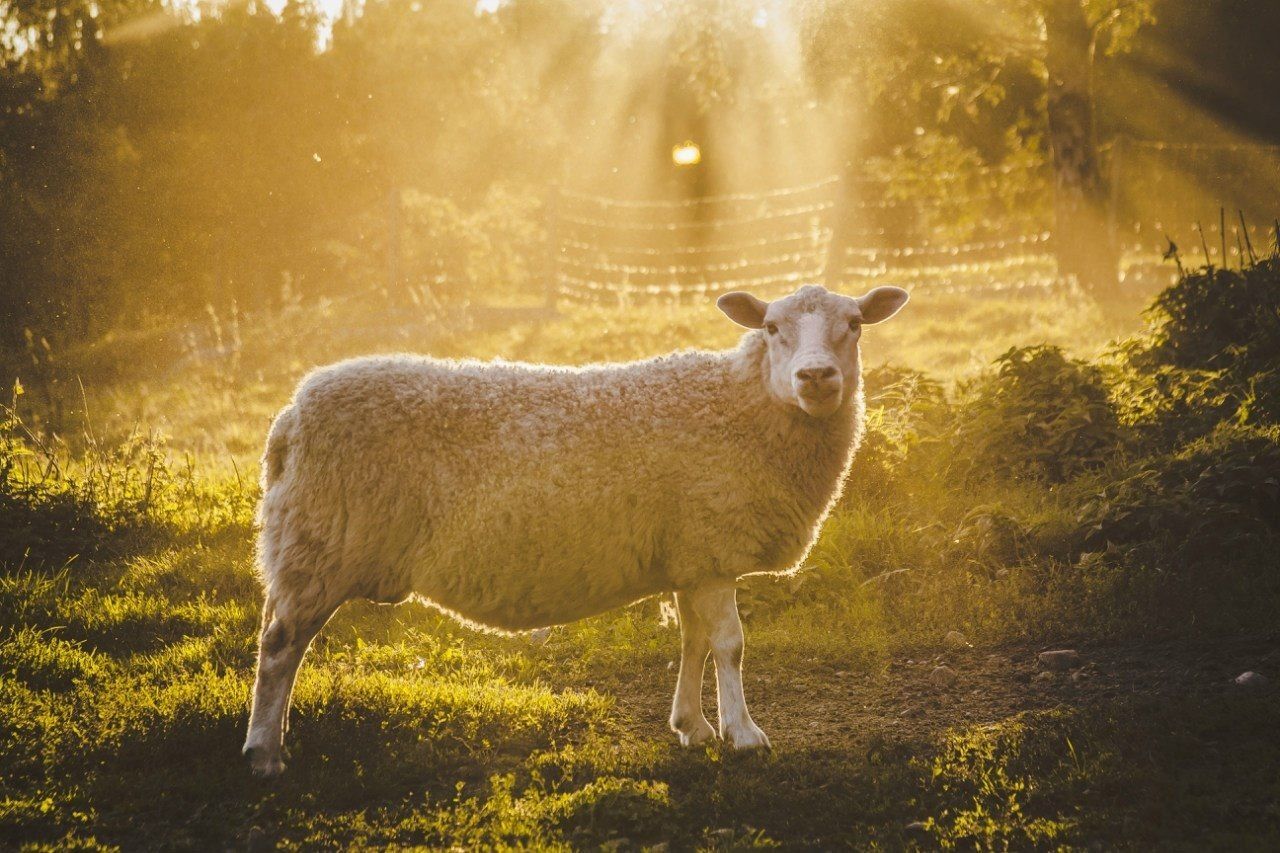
717;283;909;418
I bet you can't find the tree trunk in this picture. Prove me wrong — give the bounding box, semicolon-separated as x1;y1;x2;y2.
1042;0;1120;304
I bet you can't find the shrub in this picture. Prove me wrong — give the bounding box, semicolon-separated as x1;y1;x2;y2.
399;183;544;305
843;366;951;500
1113;364;1243;450
953;346;1124;483
1131;258;1280;377
948;505;1032;567
1118;258;1280;447
1074;424;1280;566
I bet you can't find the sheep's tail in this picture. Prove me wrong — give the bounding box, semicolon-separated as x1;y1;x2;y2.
262;405;297;489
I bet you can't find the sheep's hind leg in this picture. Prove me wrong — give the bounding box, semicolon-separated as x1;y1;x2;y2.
669;591;716;747
242;585;343;777
688;583;770;751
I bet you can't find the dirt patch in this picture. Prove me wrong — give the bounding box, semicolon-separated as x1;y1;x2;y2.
602;634;1280;749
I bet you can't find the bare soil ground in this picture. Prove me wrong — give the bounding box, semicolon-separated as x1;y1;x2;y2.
608;635;1280;747
572;633;1280;849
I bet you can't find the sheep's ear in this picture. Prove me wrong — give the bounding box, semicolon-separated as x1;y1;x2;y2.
856;286;909;324
717;291;769;329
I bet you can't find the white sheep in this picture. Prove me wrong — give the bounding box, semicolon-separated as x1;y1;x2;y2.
242;283;909;776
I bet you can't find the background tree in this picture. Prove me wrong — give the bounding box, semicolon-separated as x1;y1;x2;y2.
4;0;1278;348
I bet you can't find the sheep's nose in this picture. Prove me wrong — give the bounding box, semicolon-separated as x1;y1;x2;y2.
795;366;838;384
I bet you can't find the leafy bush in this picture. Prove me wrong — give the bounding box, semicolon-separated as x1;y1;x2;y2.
948;505;1032;567
1113;364;1244;450
845;366;951;500
953;346;1125;483
1131;258;1280;377
1118;258;1280;447
399;183;544;304
1074;424;1280;566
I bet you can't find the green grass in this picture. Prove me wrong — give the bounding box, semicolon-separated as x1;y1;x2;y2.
2;279;1278;849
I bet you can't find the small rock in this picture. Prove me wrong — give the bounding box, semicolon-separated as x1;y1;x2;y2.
1235;671;1269;688
528;627;552;645
1038;649;1081;672
945;630;971;648
930;665;958;686
904;821;930;834
1034;670;1056;683
667;660;676;671
1071;671;1085;683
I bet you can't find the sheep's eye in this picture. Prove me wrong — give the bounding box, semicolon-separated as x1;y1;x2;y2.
848;319;862;333
765;323;779;335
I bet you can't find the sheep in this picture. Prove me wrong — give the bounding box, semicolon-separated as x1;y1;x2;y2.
242;282;909;776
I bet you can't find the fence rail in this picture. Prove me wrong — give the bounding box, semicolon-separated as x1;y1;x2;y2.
537;139;1280;308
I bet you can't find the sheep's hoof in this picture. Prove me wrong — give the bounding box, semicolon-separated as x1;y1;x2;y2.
725;722;771;752
244;745;286;778
674;717;717;748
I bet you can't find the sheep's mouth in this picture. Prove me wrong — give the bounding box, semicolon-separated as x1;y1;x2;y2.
797;388;842;416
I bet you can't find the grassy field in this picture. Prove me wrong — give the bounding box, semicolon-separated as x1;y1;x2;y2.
2;272;1279;850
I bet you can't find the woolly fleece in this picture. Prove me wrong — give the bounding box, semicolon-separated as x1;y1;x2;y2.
257;323;864;632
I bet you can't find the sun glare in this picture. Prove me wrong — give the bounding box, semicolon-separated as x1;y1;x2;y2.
671;140;702;167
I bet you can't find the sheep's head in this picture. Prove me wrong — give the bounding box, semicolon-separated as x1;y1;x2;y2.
717;283;909;417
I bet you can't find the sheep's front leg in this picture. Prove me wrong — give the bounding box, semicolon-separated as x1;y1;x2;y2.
669;591;716;747
688;583;770;750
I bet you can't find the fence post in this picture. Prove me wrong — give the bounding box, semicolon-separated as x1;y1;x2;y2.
544;185;560;313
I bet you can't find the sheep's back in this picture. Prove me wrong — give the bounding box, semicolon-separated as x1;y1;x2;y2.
274;354;744;615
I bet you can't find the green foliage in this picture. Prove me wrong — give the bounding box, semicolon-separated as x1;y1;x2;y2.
1118;258;1280;446
921;694;1280;850
925;718;1079;849
0;388;255;572
0;627;112;692
1113;363;1244;449
954;345;1125;483
1075;424;1280;565
845;365;950;499
399;184;545;303
868;129;1051;243
1134;258;1280;377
